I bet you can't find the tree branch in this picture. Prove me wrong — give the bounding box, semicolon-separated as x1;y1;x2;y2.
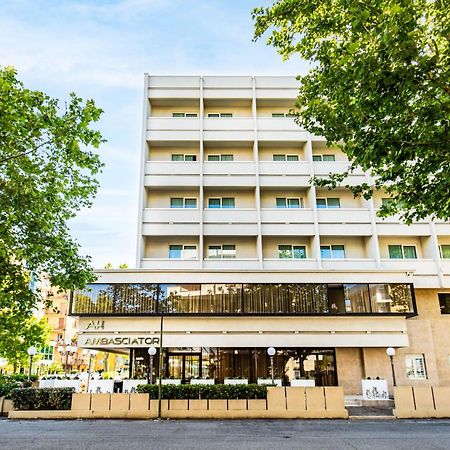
0;140;52;165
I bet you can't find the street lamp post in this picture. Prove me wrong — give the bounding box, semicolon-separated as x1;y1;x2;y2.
386;347;397;388
58;340;77;376
27;346;37;381
147;346;157;384
267;347;276;385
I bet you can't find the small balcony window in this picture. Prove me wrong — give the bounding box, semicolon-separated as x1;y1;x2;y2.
208;197;235;209
439;293;450;314
207;154;234;161
405;354;427;380
207;113;233;118
172;112;198;118
439;245;450;259
271;112;296;118
272;154;299;161
313;154;336;161
278;245;307;259
169;245;197;260
170;198;197;209
171;154;197;162
276;198;302;208
388;245;417;259
320;245;345;259
316;198;340;208
208;245;236;259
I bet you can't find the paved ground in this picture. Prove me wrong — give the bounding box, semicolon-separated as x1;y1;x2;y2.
1;418;450;450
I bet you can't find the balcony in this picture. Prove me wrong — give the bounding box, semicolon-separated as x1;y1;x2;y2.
374;211;431;236
145;161;200;175
441;260;450;274
317;208;373;236
203;161;255;175
263;258;319;270
203;208;257;223
146;117;200;141
381;259;438;274
261;208;314;223
203;258;260;270
142;208;200;223
140;258;200;269
257;117;308;141
321;259;378;270
203;117;253;141
259;161;310;187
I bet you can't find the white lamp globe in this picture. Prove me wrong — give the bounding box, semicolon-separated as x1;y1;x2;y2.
386;347;396;357
27;346;37;356
267;347;276;357
148;346;157;356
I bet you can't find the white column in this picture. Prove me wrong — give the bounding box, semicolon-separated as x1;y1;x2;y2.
199;76;204;269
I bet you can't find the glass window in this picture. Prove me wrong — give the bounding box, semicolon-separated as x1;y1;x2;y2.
369;283;413;313
184;198;197;208
320;246;332;259
208;198;221;209
272;113;285;117
322;155;336;161
170;198;184;208
293;246;307;259
440;245;450;259
220;113;233;117
388;245;403;259
273;154;286;161
278;245;292;259
183;245;197;259
208;113;220;118
171;154;184;161
343;284;371;313
276;198;287;208
185;113;198;117
403;246;417;259
439;293;450;314
222;198;235;208
288;198;301;208
327;198;340;208
222;245;236;259
169;245;183;259
208;155;220;161
184;154;197;161
208;245;221;259
320;245;345;259
221;154;234;161
313;155;322;161
172;112;185;117
316;198;327;208
405;354;427;379
286;155;299;161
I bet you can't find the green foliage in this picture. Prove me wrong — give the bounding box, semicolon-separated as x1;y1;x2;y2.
11;387;74;410
135;383;267;399
0;376;32;398
253;0;450;223
0;66;105;361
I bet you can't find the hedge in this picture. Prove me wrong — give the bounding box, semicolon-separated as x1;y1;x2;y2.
0;376;32;398
11;387;74;410
135;383;267;400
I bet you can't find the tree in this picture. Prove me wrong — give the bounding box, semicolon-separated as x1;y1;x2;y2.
253;0;450;223
0;67;105;359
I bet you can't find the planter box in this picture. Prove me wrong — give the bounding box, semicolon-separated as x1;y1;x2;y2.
123;380;144;393
258;378;282;386
190;379;214;385
161;379;181;385
88;380;115;393
224;379;248;385
291;379;315;387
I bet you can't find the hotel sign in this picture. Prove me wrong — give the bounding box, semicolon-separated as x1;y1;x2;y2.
79;335;160;348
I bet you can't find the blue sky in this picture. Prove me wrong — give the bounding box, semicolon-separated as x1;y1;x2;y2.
1;0;309;268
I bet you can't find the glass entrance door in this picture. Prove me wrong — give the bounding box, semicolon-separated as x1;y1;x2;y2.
167;352;201;383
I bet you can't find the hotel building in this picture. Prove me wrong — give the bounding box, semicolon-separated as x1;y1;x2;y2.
71;76;450;395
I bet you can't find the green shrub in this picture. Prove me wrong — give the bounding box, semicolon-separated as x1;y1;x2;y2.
0;376;33;398
135;383;267;400
11;387;74;410
7;373;38;382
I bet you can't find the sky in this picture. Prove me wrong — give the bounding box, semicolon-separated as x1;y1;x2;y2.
1;0;310;269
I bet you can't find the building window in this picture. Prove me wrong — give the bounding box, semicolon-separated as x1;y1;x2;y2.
320;245;345;259
439;245;450;259
271;113;296;118
172;112;198;118
38;345;54;361
208;198;235;209
439;293;450;314
170;198;197;208
313;154;336;161
171;154;197;162
278;245;307;259
276;198;302;208
272;154;299;161
169;245;197;259
207;113;233;118
388;245;418;259
208;245;236;259
316;198;340;208
405;354;427;380
207;154;234;161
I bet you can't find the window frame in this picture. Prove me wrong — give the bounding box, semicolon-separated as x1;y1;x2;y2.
278;244;307;259
320;244;346;259
439;245;450;259
388;245;418;259
405;354;427;380
276;197;302;208
169;244;197;260
171;154;197;162
207;244;236;259
316;198;341;208
207;154;234;162
438;293;450;314
170;197;197;209
207;197;236;209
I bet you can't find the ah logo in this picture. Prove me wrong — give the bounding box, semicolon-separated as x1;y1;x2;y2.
86;320;105;330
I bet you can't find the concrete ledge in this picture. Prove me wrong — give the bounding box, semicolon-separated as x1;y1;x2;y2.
394;409;450;419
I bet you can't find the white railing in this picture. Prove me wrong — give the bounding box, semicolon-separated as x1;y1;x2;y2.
381;259;438;274
203;161;255;175
145;161;200;175
203;208;257;223
321;259;378;270
259;161;310;175
261;208;314;223
317;208;371;223
263;259;318;270
147;117;200;130
143;208;200;223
